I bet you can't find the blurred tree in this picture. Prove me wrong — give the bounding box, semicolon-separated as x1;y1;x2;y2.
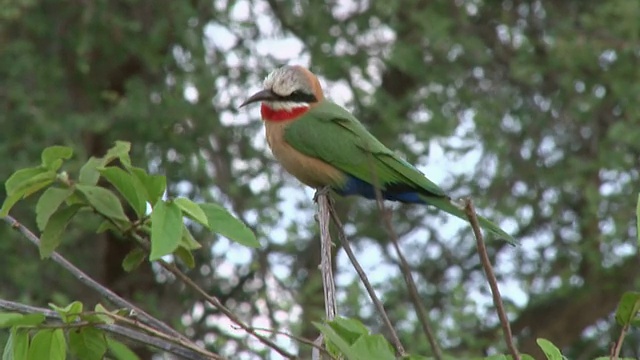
1;0;639;359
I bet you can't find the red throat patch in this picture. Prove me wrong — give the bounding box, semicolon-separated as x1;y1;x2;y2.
261;104;309;122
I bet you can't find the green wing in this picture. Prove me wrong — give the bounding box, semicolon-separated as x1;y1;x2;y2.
285;100;445;197
284;100;515;244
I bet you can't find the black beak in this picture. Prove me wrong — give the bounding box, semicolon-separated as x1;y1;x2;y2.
239;89;279;108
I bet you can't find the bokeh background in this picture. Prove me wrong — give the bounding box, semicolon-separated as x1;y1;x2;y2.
1;0;639;359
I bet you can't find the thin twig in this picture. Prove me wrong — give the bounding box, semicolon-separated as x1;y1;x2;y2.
0;299;216;360
611;324;628;360
1;215;186;342
125;233;297;360
327;205;406;356
232;325;337;360
463;199;519;360
372;200;443;360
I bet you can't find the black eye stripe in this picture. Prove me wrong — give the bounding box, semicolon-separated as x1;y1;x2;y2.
283;90;317;103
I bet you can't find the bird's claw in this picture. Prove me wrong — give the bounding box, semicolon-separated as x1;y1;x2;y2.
313;186;332;202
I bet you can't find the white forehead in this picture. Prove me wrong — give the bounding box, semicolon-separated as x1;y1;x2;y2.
263;66;312;96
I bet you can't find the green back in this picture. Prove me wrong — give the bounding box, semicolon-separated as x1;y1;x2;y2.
284;100;445;197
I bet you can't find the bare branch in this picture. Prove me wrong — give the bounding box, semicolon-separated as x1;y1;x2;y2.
1;215;185;341
327;204;406;356
372;200;443;360
313;187;338;360
0;299;217;360
315;186;338;321
463;199;519;360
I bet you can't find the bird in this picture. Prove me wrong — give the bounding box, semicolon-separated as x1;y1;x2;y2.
239;65;514;244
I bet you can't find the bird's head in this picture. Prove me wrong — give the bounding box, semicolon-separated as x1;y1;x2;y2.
240;66;324;121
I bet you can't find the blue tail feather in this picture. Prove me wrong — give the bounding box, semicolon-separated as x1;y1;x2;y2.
335;175;425;204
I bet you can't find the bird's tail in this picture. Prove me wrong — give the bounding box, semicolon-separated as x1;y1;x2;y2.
418;195;515;245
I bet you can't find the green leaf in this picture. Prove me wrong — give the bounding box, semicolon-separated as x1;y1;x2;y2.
329;317;370;344
100;167;147;218
107;338;140;360
175;246;195;268
122;248;146;272
483;356;508;360
103;141;132;167
91;304;114;325
36;187;74;231
20;171;56;197
49;301;83;323
149;200;183;260
351;334;395;360
128;167;165;206
39;205;82;258
68;327;107;360
1;169;56;216
536;338;564;360
41;146;73;171
3;328;29;360
0;312;45;329
174;197;209;228
199;203;258;248
5;167;46;195
2;330;14;360
180;224;202;250
76;184;129;222
0;193;23;217
0;313;23;328
615;291;640;326
78;157;103;185
314;322;363;360
27;329;66;360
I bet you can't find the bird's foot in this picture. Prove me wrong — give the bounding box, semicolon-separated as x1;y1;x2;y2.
313;186;332;203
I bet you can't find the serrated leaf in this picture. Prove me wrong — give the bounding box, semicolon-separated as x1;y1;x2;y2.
27;329;66;360
76;184;129;222
175;246;195;268
68;327;107;360
36;187;74;231
107;338;140;360
4;167;46;195
100;167;147;218
351;334;395;360
615;291;640;326
174;197;209;228
39;204;82;258
41;146;73;171
314;322;363;360
199;203;258;247
180;224;202;250
536;338;563;360
49;301;83;323
122;248;146;272
128;167;165;206
79;156;103;185
149;200;183;260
